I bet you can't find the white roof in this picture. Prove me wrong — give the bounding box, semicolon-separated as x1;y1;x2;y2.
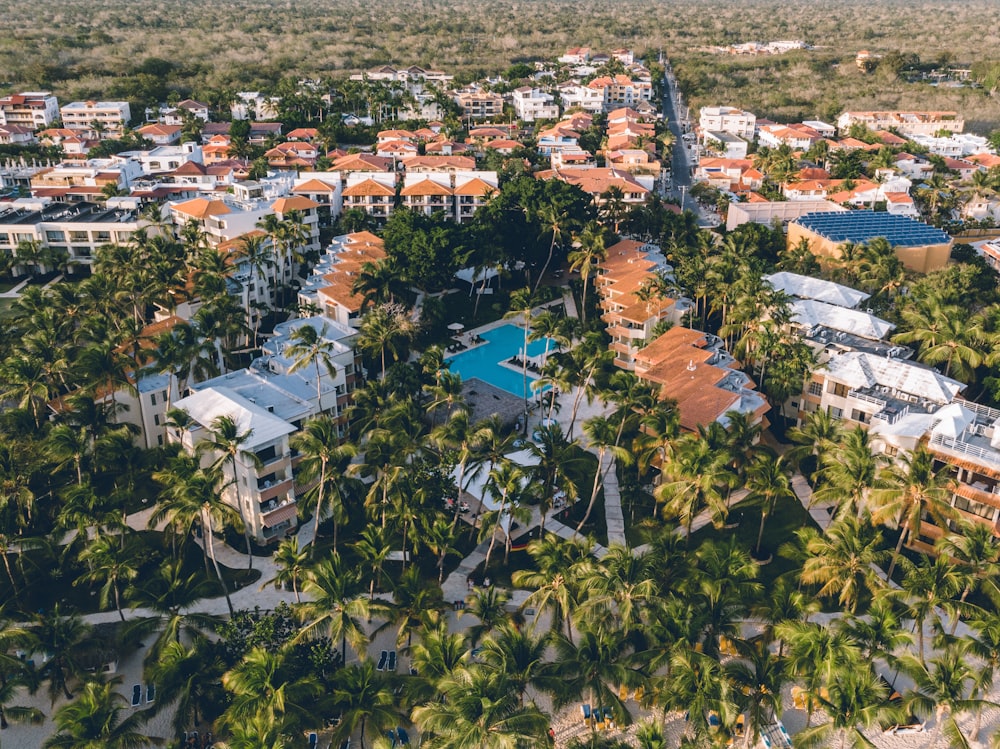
174;386;296;447
765;271;869;308
870;411;937;440
790;299;893;341
822;352;965;404
453;448;539;512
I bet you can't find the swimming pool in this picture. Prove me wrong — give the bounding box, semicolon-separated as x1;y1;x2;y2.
445;323;555;399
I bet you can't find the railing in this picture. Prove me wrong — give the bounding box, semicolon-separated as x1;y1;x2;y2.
957;398;1000;422
848;389;887;408
930;432;1000;469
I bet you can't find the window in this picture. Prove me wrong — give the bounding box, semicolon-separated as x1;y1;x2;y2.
829;406;843;419
154;414;160;426
851;409;871;424
954;495;997;521
884;445;898;457
828;382;849;398
157;435;163;446
150;393;156;406
808;381;822;396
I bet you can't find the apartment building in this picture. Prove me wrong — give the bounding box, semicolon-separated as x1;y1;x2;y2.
299;232;387;327
557;83;606;114
0;91;59;129
61;101;131;138
341;173;397;221
836;111;965;137
587;75;653;111
538;167;652;207
0;199;153;275
698;107;757;139
454;89;504;120
596;239;692;370
170;315;361;544
634;326;769;432
511;87;559;122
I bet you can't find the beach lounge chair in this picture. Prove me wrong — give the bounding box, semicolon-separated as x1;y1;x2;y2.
388;651;397;671
735;715;746;738
708;712;720;729
131;684;141;707
145;683;155;703
778;720;792;745
618;684;628;701
762;735;773;749
632;686;644;702
603;707;615;729
396;727;410;745
308;733;318;748
339;741;351;749
791;686;806;710
377;650;388;671
386;729;397;747
580;704;591;724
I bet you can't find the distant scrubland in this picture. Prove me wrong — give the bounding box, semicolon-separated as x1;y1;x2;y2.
0;0;998;130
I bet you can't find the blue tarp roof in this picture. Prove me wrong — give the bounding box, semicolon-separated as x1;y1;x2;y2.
793;211;950;247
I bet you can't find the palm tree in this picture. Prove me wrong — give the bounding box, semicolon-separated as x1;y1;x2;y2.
74;535;139;621
740;453;795;558
390;565;446;653
233;233;276;347
412;666;549;749
478;622;555;706
893;299;983;382
655;433;730;545
199;414;261;569
527;422;581;536
151;460;241;612
552;627;637;728
869;445;957;580
898;645;996;748
504;288;535;429
285;321;339;408
219;647;321;738
461;586;511;647
800;515;888;613
354;524;392;601
356;303;417;379
407;622;468;703
533;204;572;293
0;665;43;730
577;415;632;535
726;639;787;748
46;424;90;485
298;553;379;662
813;426;886;520
481;459;525;572
894;554;964;664
272;536;308;603
43;679;152;749
292;416;357;555
584;545;657;637
29;605;92;702
785;407;843;477
145;639;224;738
665;647;734;742
795;669;897;749
124;559;221;667
567;221;607;326
513;535;593;641
937;521;1000;633
330;661;399;749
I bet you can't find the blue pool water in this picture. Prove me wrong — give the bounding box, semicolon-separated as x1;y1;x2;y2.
445;324;555;399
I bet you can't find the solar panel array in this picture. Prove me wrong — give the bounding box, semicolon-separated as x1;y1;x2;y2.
793;211;950;247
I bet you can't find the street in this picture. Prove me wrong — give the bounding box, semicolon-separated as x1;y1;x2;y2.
661;67;712;226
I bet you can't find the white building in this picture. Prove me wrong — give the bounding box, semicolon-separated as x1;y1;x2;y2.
511;88;559;122
699;106;757;139
0;91;59;129
60;101;132;138
557;83;606;114
702;131;748;159
231;92;281;121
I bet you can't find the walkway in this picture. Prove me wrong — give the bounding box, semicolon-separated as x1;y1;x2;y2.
0;278;29;298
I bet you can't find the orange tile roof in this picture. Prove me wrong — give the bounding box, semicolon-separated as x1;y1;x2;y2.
342;179;395;197
272;195;320;213
403;155;476;170
332;153;393;172
293;178;338;193
453;177;496;197
400;178;453;196
173;197;231;219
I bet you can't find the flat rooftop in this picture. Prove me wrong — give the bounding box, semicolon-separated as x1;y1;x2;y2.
0;201;137;225
793;211;951;248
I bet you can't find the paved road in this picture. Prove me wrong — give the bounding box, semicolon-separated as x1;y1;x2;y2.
661;67;714;226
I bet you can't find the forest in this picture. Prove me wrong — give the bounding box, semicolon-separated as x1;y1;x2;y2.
1;0;1000;130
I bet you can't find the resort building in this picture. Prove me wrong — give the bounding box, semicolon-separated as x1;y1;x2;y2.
341;173;397;221
698;107;757;139
556;83;606;114
171;315;361;544
60;101;132;138
596;239;692;370
511;88;560;122
787;211;953;274
835;111;965;137
0;91;60;129
0;199;152;276
634;327;769;431
454;89;504;120
299;232;387;327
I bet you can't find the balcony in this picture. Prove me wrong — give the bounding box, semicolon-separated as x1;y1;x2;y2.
930;431;1000;471
256;478;293;504
848;388;887;409
259;496;296;523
